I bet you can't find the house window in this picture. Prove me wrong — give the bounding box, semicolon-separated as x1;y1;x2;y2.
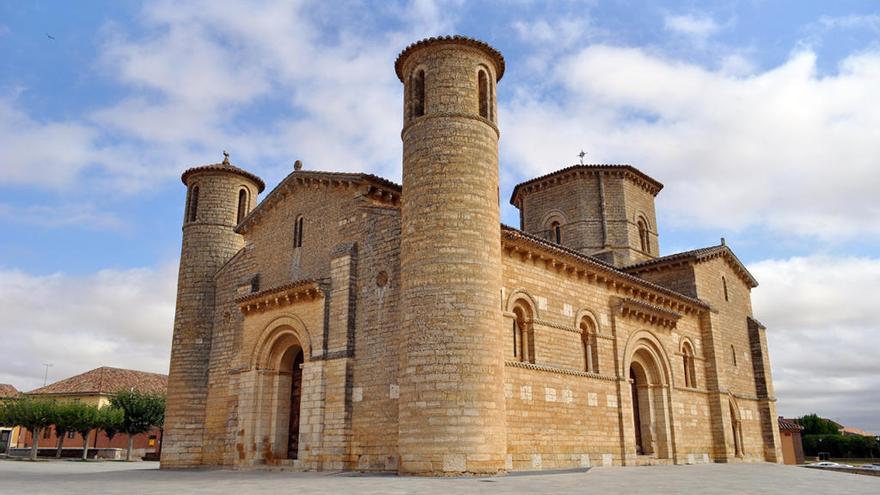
67;431;76;439
236;188;249;224
580;316;599;373
411;69;425;118
293;216;304;248
478;69;489;119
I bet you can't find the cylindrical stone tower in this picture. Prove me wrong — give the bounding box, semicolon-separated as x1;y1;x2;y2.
396;36;506;475
161;154;263;468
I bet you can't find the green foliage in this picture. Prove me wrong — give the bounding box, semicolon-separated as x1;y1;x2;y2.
65;402;101;437
1;397;56;431
798;414;841;435
803;434;879;458
110;390;165;435
51;402;82;437
98;406;124;440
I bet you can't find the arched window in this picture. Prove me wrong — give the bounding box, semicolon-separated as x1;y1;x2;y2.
730;345;737;367
293;215;304;248
722;276;729;302
512;304;534;363
580;315;599;373
682;341;697;388
489;75;495;122
638;218;650;254
236;188;249;224
410;69;425;119
551;221;562;244
478;69;489;119
187;185;200;223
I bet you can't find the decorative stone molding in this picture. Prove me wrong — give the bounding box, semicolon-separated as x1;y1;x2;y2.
505;360;618;381
236;279;323;315
614;297;682;329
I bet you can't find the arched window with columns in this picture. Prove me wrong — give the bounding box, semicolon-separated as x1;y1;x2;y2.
511;303;535;363
681;340;697;388
580;315;599;373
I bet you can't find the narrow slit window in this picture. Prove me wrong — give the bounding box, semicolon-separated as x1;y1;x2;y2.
294;216;304;248
512;319;519;358
237;188;248;224
478;69;489;118
188;185;200;223
722;276;729;301
411;70;425;118
551;221;562;244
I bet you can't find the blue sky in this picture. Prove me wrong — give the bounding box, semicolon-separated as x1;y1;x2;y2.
1;1;879;432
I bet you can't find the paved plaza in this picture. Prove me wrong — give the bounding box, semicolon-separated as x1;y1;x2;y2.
1;460;879;495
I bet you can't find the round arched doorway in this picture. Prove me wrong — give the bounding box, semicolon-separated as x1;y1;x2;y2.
627;342;673;459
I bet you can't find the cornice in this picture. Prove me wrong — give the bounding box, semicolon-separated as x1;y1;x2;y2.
614;297;682;330
235;171;401;234
501;226;709;316
236;279;323;315
510;164;663;207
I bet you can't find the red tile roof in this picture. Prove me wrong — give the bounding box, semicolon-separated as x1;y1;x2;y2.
0;383;19;398
28;366;167;396
778;417;804;431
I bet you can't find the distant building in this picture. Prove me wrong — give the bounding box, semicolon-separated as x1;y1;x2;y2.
13;366;167;459
839;425;877;438
778;417;804;465
0;383;21;454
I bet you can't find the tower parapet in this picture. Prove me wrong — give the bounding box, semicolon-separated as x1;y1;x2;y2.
397;36;507;475
161;154;263;468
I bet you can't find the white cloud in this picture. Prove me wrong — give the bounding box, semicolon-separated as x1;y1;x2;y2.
1;0;456;192
0;202;125;231
750;255;880;433
664;13;721;41
502;46;880;241
0;265;177;392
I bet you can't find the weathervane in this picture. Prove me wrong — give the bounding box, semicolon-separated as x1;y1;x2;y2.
578;150;587;165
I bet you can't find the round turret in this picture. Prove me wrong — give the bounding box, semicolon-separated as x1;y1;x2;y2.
162;153;263;468
397;36;506;475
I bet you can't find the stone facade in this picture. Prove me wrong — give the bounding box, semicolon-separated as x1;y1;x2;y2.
161;35;782;475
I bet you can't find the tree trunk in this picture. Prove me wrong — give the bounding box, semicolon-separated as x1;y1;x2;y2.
55;430;64;458
29;427;40;461
126;434;134;461
82;430;91;461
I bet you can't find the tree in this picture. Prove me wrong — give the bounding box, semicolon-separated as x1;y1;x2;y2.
2;398;56;460
51;403;82;458
110;390;165;461
99;406;124;446
799;413;840;435
68;403;101;461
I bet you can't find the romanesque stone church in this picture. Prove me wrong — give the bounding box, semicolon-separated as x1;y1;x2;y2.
161;35;782;475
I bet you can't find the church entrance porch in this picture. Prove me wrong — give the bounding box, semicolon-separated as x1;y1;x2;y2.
625;335;674;462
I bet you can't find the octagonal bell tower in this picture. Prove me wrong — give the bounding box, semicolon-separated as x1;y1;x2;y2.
396;36;506;475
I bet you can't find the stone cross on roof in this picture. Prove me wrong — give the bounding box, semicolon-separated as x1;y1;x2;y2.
222;150;230;165
578;150;586;165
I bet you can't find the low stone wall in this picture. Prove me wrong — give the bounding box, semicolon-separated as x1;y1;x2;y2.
7;448;126;460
